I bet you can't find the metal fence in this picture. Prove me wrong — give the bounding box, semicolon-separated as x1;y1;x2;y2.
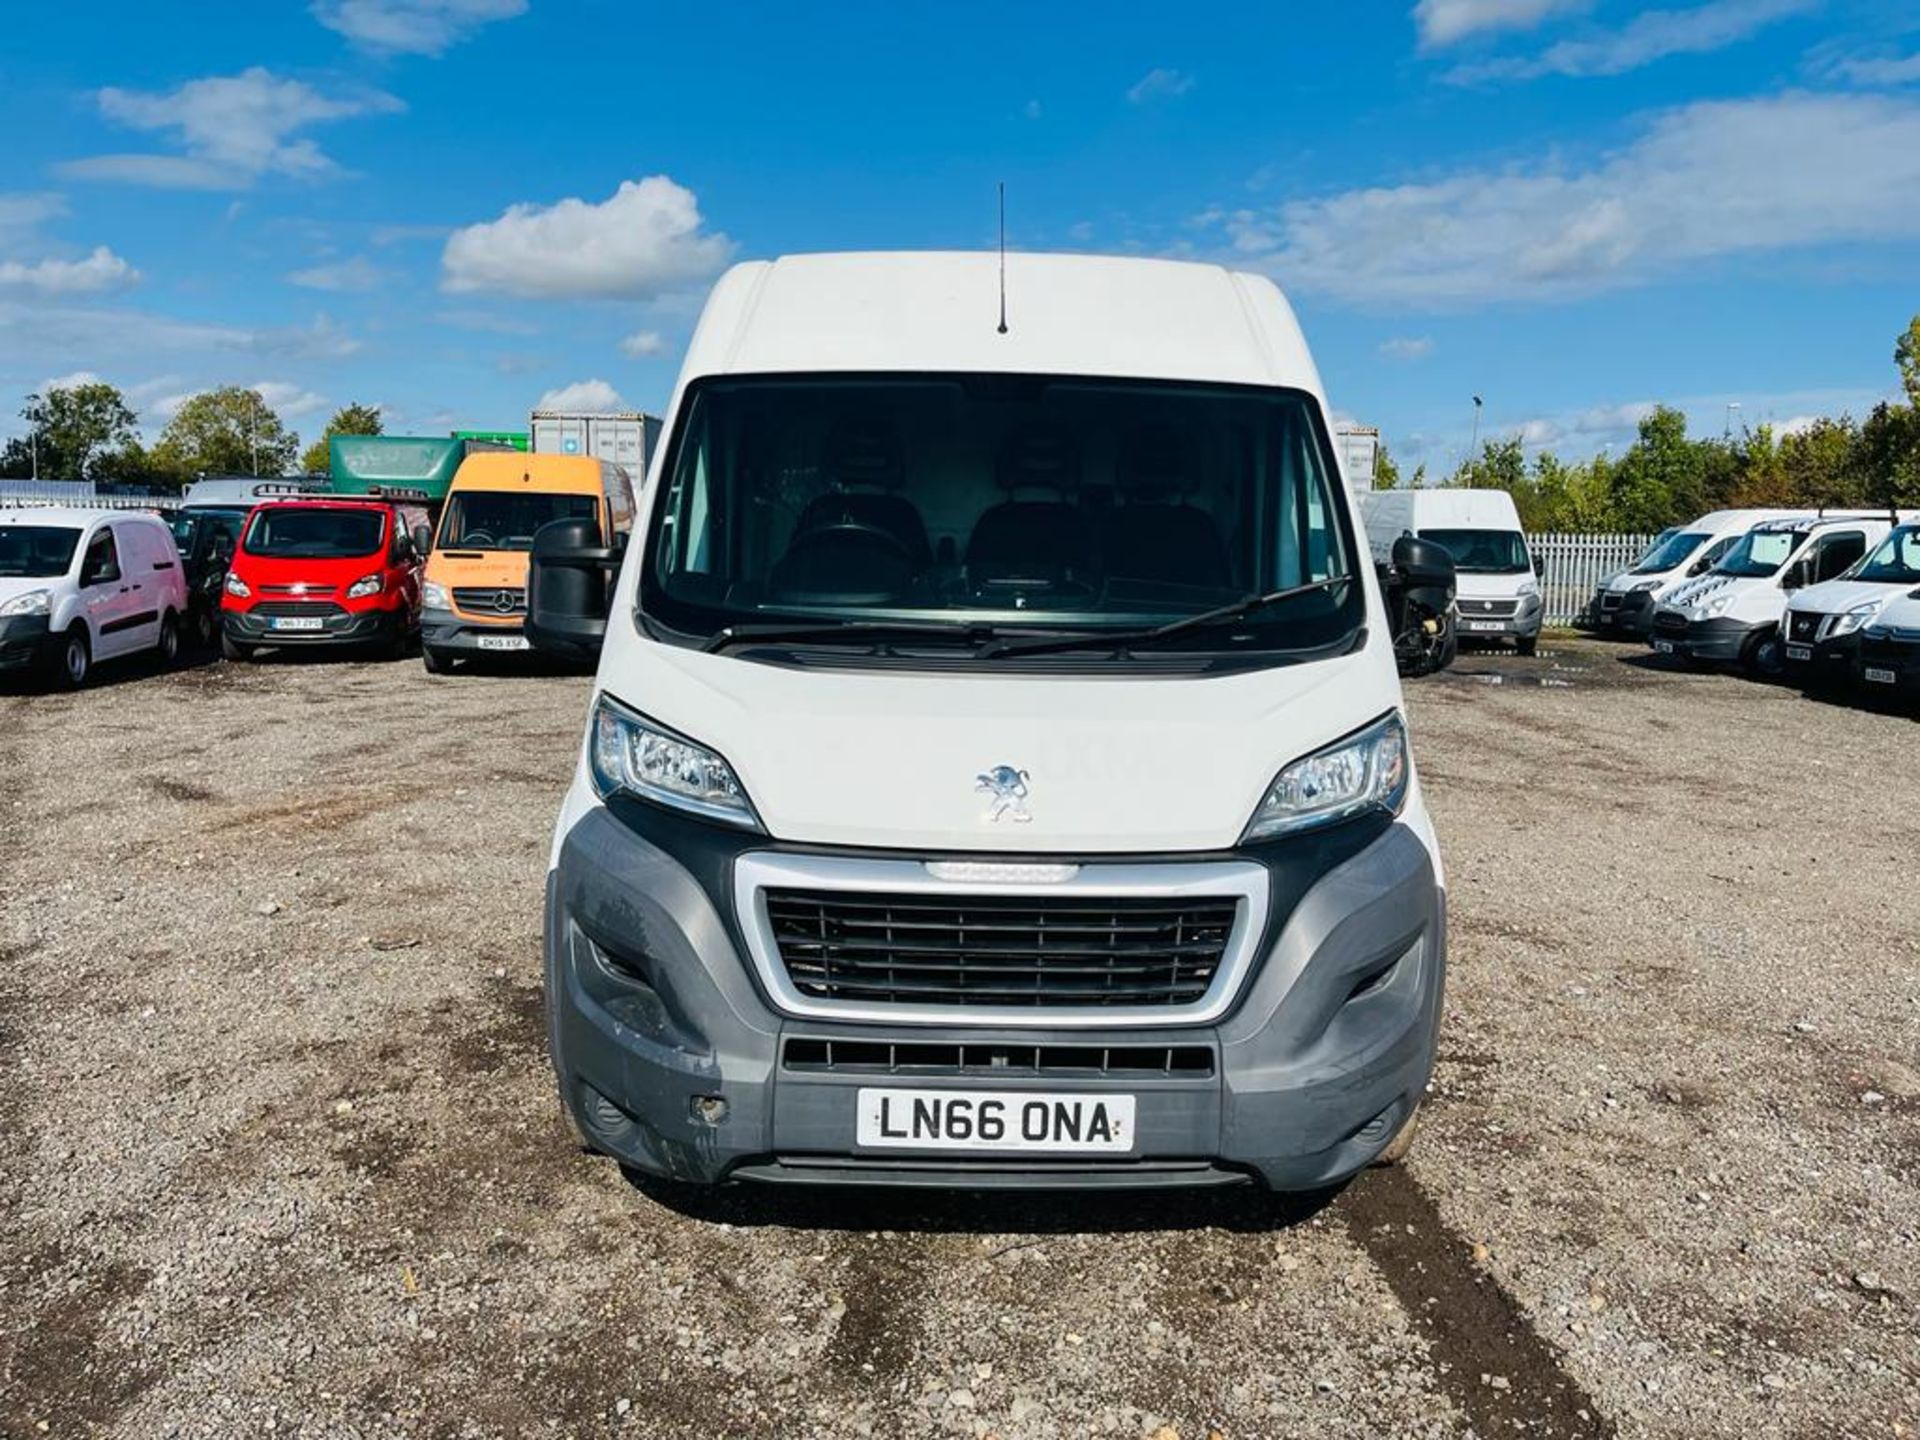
1534;531;1656;627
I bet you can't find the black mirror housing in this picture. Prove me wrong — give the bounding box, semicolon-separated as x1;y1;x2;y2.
1389;534;1458;611
526;517;624;662
412;523;433;557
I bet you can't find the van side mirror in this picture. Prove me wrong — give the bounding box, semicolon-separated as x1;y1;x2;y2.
412;523;433;557
1389;534;1457;610
1781;560;1808;592
527;517;625;662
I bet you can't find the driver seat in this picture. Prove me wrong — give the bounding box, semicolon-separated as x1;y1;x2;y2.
794;422;932;571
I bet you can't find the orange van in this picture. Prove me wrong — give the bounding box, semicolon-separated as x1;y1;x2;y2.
419;453;635;672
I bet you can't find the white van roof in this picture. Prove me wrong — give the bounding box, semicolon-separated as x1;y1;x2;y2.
1358;488;1524;531
0;506;158;528
681;252;1326;398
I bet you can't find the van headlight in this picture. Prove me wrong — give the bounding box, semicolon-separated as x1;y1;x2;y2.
589;694;761;830
421;580;448;609
1516;578;1539;597
1243;712;1409;842
0;589;50;617
224;572;251;598
1701;593;1733;618
346;573;383;600
1629;579;1661;594
1829;600;1883;638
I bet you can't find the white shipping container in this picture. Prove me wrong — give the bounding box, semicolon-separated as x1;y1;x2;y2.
1333;425;1379;495
530;410;663;476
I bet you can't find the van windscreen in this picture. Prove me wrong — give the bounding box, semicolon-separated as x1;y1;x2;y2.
1631;530;1709;575
1849;526;1920;584
640;373;1361;655
243;507;385;559
441;492;598;551
1715;528;1800;578
0;525;82;577
1418;529;1531;574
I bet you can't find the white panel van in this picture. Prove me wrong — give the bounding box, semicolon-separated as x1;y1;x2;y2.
1591;509;1813;638
1358;488;1541;654
524;252;1455;1193
0;508;189;687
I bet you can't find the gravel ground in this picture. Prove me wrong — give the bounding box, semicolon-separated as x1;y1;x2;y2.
1;637;1915;1439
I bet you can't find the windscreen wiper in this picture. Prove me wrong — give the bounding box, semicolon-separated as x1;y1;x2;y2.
975;575;1356;660
701;619;1003;655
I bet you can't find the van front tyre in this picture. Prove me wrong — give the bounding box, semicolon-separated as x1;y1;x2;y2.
51;626;90;689
421;644;455;675
1515;636;1538;657
221;632;255;663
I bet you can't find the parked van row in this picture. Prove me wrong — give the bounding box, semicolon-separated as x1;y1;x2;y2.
1587;506;1920;699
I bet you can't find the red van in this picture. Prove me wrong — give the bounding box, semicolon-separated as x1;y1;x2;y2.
220;488;432;661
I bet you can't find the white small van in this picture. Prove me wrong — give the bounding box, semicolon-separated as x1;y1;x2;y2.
1857;587;1920;697
527;251;1453;1193
0;507;188;687
1591;509;1809;638
1780;522;1920;685
1650;512;1902;674
1358;488;1541;653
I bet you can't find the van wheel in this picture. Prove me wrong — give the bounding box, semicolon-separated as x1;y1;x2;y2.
52;626;91;689
1742;629;1783;679
1372;1103;1422;1166
221;632;255;663
192;607;216;649
156;611;180;666
1515;636;1538;657
421;644;455;675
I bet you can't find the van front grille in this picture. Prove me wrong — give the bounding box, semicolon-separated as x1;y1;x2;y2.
1651;610;1689;638
453;586;526;616
1787;611;1822;643
251;601;348;619
782;1038;1215;1076
763;890;1236;1008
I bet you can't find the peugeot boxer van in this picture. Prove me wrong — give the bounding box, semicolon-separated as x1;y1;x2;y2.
0;507;188;687
1358;489;1541;654
526;251;1454;1193
1591;509;1808;638
1650;513;1901;674
1781;522;1920;686
419;452;635;673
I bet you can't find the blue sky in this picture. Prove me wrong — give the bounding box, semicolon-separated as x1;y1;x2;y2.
2;0;1918;473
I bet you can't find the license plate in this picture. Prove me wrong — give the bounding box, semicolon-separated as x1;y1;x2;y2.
269;615;325;631
1865;666;1896;685
1465;620;1504;633
855;1088;1135;1153
1653;639;1675;653
1785;644;1812;662
477;634;530;651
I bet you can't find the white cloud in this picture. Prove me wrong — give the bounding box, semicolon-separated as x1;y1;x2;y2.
253;313;363;360
312;0;528;55
1811;48;1920;87
536;378;625;412
37;370;103;393
287;256;384;292
1448;0;1811;83
619;329;666;358
60;68;403;190
0;246;139;296
1414;0;1587;48
1212;92;1920;307
0;194;67;245
1379;335;1436;361
1127;68;1196;104
442;175;733;299
251;380;329;418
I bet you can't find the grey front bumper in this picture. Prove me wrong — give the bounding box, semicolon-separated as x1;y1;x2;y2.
1651;615;1761;662
421;605;527;654
0;614;51;671
544;804;1445;1193
1455;600;1543;641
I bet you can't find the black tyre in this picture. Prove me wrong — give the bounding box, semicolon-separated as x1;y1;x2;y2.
1515;635;1538;657
220;631;255;663
1742;628;1783;680
51;626;90;689
156;611;180;666
421;644;454;675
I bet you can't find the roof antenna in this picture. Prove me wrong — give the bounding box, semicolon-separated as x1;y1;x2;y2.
996;181;1009;335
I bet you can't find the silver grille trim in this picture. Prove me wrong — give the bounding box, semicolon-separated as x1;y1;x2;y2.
733;852;1269;1029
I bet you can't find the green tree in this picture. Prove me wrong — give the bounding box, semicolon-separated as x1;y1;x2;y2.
1777;416;1861;508
1607;406;1704;530
1856;401;1920;509
14;381;140;480
299;401;383;475
1372;441;1400;491
153;386;300;479
1895;314;1920;408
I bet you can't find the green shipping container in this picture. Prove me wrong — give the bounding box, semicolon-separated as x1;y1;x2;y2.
328;435;465;501
453;430;530;451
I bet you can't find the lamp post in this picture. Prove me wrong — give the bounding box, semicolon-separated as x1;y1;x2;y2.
1470;395;1484;456
1724;401;1741;438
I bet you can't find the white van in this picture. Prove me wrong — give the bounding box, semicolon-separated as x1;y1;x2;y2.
1591;509;1810;638
1358;488;1541;654
1857;588;1920;697
1650;512;1902;673
526;251;1452;1193
0;507;189;687
1780;522;1920;685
